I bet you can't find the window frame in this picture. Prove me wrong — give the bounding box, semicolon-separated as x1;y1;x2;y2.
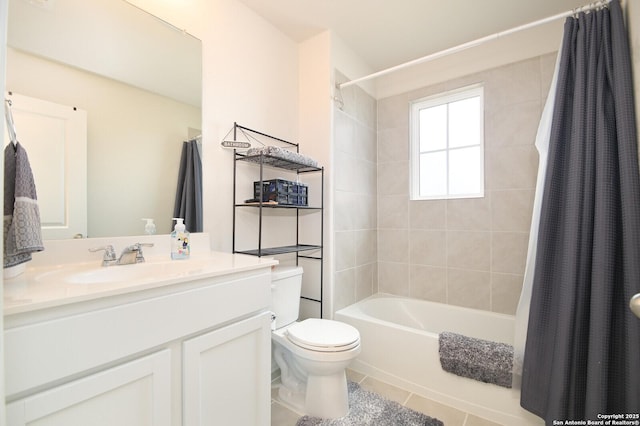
409;84;485;201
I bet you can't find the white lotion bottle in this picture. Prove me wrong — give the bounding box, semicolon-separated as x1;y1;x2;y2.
171;218;190;259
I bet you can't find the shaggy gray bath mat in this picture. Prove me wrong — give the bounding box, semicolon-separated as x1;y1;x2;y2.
439;331;514;388
295;381;443;426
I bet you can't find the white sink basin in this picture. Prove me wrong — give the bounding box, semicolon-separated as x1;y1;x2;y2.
35;257;215;285
65;263;158;284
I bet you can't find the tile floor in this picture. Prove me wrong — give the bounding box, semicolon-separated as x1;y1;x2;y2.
271;369;504;426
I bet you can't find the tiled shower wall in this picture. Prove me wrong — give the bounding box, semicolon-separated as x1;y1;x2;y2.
333;72;378;311
376;53;556;314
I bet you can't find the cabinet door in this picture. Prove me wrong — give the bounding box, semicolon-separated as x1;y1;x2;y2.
183;312;271;426
7;350;171;426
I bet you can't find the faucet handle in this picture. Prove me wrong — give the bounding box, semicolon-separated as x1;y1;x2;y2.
129;242;154;263
126;242;154;251
89;245;117;265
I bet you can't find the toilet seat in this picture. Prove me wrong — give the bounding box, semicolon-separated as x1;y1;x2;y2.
286;319;360;352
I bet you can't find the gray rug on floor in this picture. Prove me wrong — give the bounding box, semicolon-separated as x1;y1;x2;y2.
295;381;443;426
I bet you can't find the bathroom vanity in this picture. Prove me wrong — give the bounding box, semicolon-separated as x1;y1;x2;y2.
3;234;276;426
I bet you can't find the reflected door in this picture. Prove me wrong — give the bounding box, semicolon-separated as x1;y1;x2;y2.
4;92;87;239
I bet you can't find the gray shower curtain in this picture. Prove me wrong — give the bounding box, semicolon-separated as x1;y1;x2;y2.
173;139;203;233
521;0;640;422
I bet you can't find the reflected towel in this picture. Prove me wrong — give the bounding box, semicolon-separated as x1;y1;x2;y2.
4;142;44;268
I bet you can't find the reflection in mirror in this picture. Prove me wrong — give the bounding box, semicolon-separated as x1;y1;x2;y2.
5;0;202;239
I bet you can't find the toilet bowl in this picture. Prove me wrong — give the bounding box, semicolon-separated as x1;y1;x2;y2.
270;266;361;419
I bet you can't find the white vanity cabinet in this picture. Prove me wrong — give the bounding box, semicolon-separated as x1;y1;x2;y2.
4;253;276;426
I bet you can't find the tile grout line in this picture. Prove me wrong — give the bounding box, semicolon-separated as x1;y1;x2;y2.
462;412;470;425
401;391;413;406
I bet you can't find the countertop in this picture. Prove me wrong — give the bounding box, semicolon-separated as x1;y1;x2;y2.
4;250;277;316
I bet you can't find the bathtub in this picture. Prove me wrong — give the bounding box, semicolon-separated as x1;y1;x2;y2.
335;294;543;425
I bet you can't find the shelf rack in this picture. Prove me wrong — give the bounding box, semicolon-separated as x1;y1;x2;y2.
231;123;324;317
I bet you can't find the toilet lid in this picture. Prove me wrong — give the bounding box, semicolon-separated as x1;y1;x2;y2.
286;319;360;352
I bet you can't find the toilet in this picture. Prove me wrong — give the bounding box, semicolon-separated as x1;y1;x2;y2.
270;265;361;419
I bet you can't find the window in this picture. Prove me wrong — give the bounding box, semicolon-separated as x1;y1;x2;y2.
410;85;484;200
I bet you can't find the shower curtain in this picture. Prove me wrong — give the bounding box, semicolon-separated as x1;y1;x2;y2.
512;46;562;390
173;139;203;233
520;0;640;422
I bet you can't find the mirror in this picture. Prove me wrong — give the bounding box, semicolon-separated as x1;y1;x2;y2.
5;0;202;239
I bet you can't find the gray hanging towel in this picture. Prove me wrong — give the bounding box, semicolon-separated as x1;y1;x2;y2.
4;142;44;268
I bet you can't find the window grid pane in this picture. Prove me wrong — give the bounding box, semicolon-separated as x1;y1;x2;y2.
448;146;481;195
419;105;447;152
420;151;447;197
448;96;480;148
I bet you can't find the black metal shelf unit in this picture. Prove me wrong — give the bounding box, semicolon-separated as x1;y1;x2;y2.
231;123;324;317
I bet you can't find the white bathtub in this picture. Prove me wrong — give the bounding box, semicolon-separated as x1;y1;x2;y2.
335;294;543;425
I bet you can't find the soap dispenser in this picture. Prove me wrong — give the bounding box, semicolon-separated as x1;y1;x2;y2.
142;218;156;235
171;218;190;260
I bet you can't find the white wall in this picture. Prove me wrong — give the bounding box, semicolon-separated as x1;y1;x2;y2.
298;31;332;317
0;0;7;421
202;0;299;252
128;0;300;252
294;31;379;319
126;0;207;40
0;0;9;426
331;34;376;98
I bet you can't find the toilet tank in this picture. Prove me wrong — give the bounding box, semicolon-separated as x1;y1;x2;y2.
270;266;303;329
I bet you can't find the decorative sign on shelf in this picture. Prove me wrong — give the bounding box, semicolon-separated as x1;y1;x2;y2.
220;123;252;149
221;140;251;148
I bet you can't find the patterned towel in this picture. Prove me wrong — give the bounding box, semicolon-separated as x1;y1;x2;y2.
246;146;318;168
4;142;44;268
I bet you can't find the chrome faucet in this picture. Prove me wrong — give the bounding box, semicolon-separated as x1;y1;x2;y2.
89;243;154;266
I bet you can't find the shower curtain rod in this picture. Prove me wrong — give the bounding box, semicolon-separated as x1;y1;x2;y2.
338;0;613;89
